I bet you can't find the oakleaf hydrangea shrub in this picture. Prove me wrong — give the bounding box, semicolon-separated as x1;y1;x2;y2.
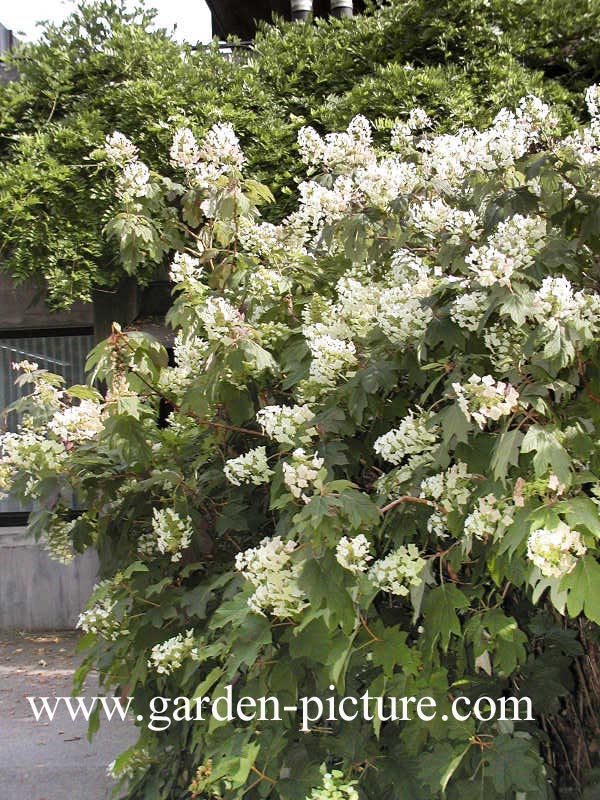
4;87;600;798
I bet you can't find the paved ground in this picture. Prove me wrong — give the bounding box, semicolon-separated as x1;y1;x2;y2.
0;632;137;800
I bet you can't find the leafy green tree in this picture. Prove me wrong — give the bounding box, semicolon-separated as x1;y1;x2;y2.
3;87;600;797
1;0;599;307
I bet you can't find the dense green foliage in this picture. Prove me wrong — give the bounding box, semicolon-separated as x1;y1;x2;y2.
1;0;600;307
3;89;600;797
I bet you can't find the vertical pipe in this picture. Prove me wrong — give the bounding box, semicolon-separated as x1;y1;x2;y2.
291;0;313;22
330;0;353;18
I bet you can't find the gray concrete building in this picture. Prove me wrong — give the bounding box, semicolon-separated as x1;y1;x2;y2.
0;22;19;83
206;0;362;39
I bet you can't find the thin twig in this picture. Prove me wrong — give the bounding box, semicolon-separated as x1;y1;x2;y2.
250;765;276;785
360;612;381;642
118;333;265;438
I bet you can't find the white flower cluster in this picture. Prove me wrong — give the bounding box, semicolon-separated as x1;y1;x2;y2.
418;124;507;185
170;127;200;169
335;534;373;574
224;446;273;487
374;411;440;483
0;430;66;499
151;508;193;562
386;249;430;285
355;157;420;207
235;536;306;617
307;770;359;800
374;411;440;466
465;245;516;287
104;131;138;165
305;329;358;389
198;296;247;342
48;400;104;443
418;96;554;189
77;597;127;641
420;462;472;538
532;275;600;334
296;115;423;222
410;198;481;242
557;125;600;171
169;252;204;286
368;544;426;596
334;276;380;336
378;285;433;348
237;217;308;267
465;214;545;287
256;404;316;446
105;131;151;202
11;358;39;372
298;116;374;170
527;522;586;578
463;494;515;552
517;95;558;136
148;630;199;675
453;374;520;428
297;176;354;228
302;307;350;340
117;161;150;201
170;123;246;189
164;331;210;392
407;107;432;130
494;214;546;258
282;448;324;502
10;361;64;410
200;122;246;170
371;252;434;349
585;85;600;120
450;290;488;332
293;96;559;232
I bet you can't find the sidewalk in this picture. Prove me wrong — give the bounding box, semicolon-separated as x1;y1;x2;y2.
0;632;137;800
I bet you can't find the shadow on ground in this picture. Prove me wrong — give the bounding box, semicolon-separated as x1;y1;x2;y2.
0;631;137;800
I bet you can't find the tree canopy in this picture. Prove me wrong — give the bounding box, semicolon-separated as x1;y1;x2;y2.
1;0;599;307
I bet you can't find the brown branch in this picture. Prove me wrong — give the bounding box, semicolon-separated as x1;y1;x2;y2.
250;765;276;785
360;612;381;642
46;93;59;123
117;333;265;438
185;412;266;438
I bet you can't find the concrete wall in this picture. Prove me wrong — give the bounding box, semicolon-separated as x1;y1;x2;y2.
0;527;99;632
